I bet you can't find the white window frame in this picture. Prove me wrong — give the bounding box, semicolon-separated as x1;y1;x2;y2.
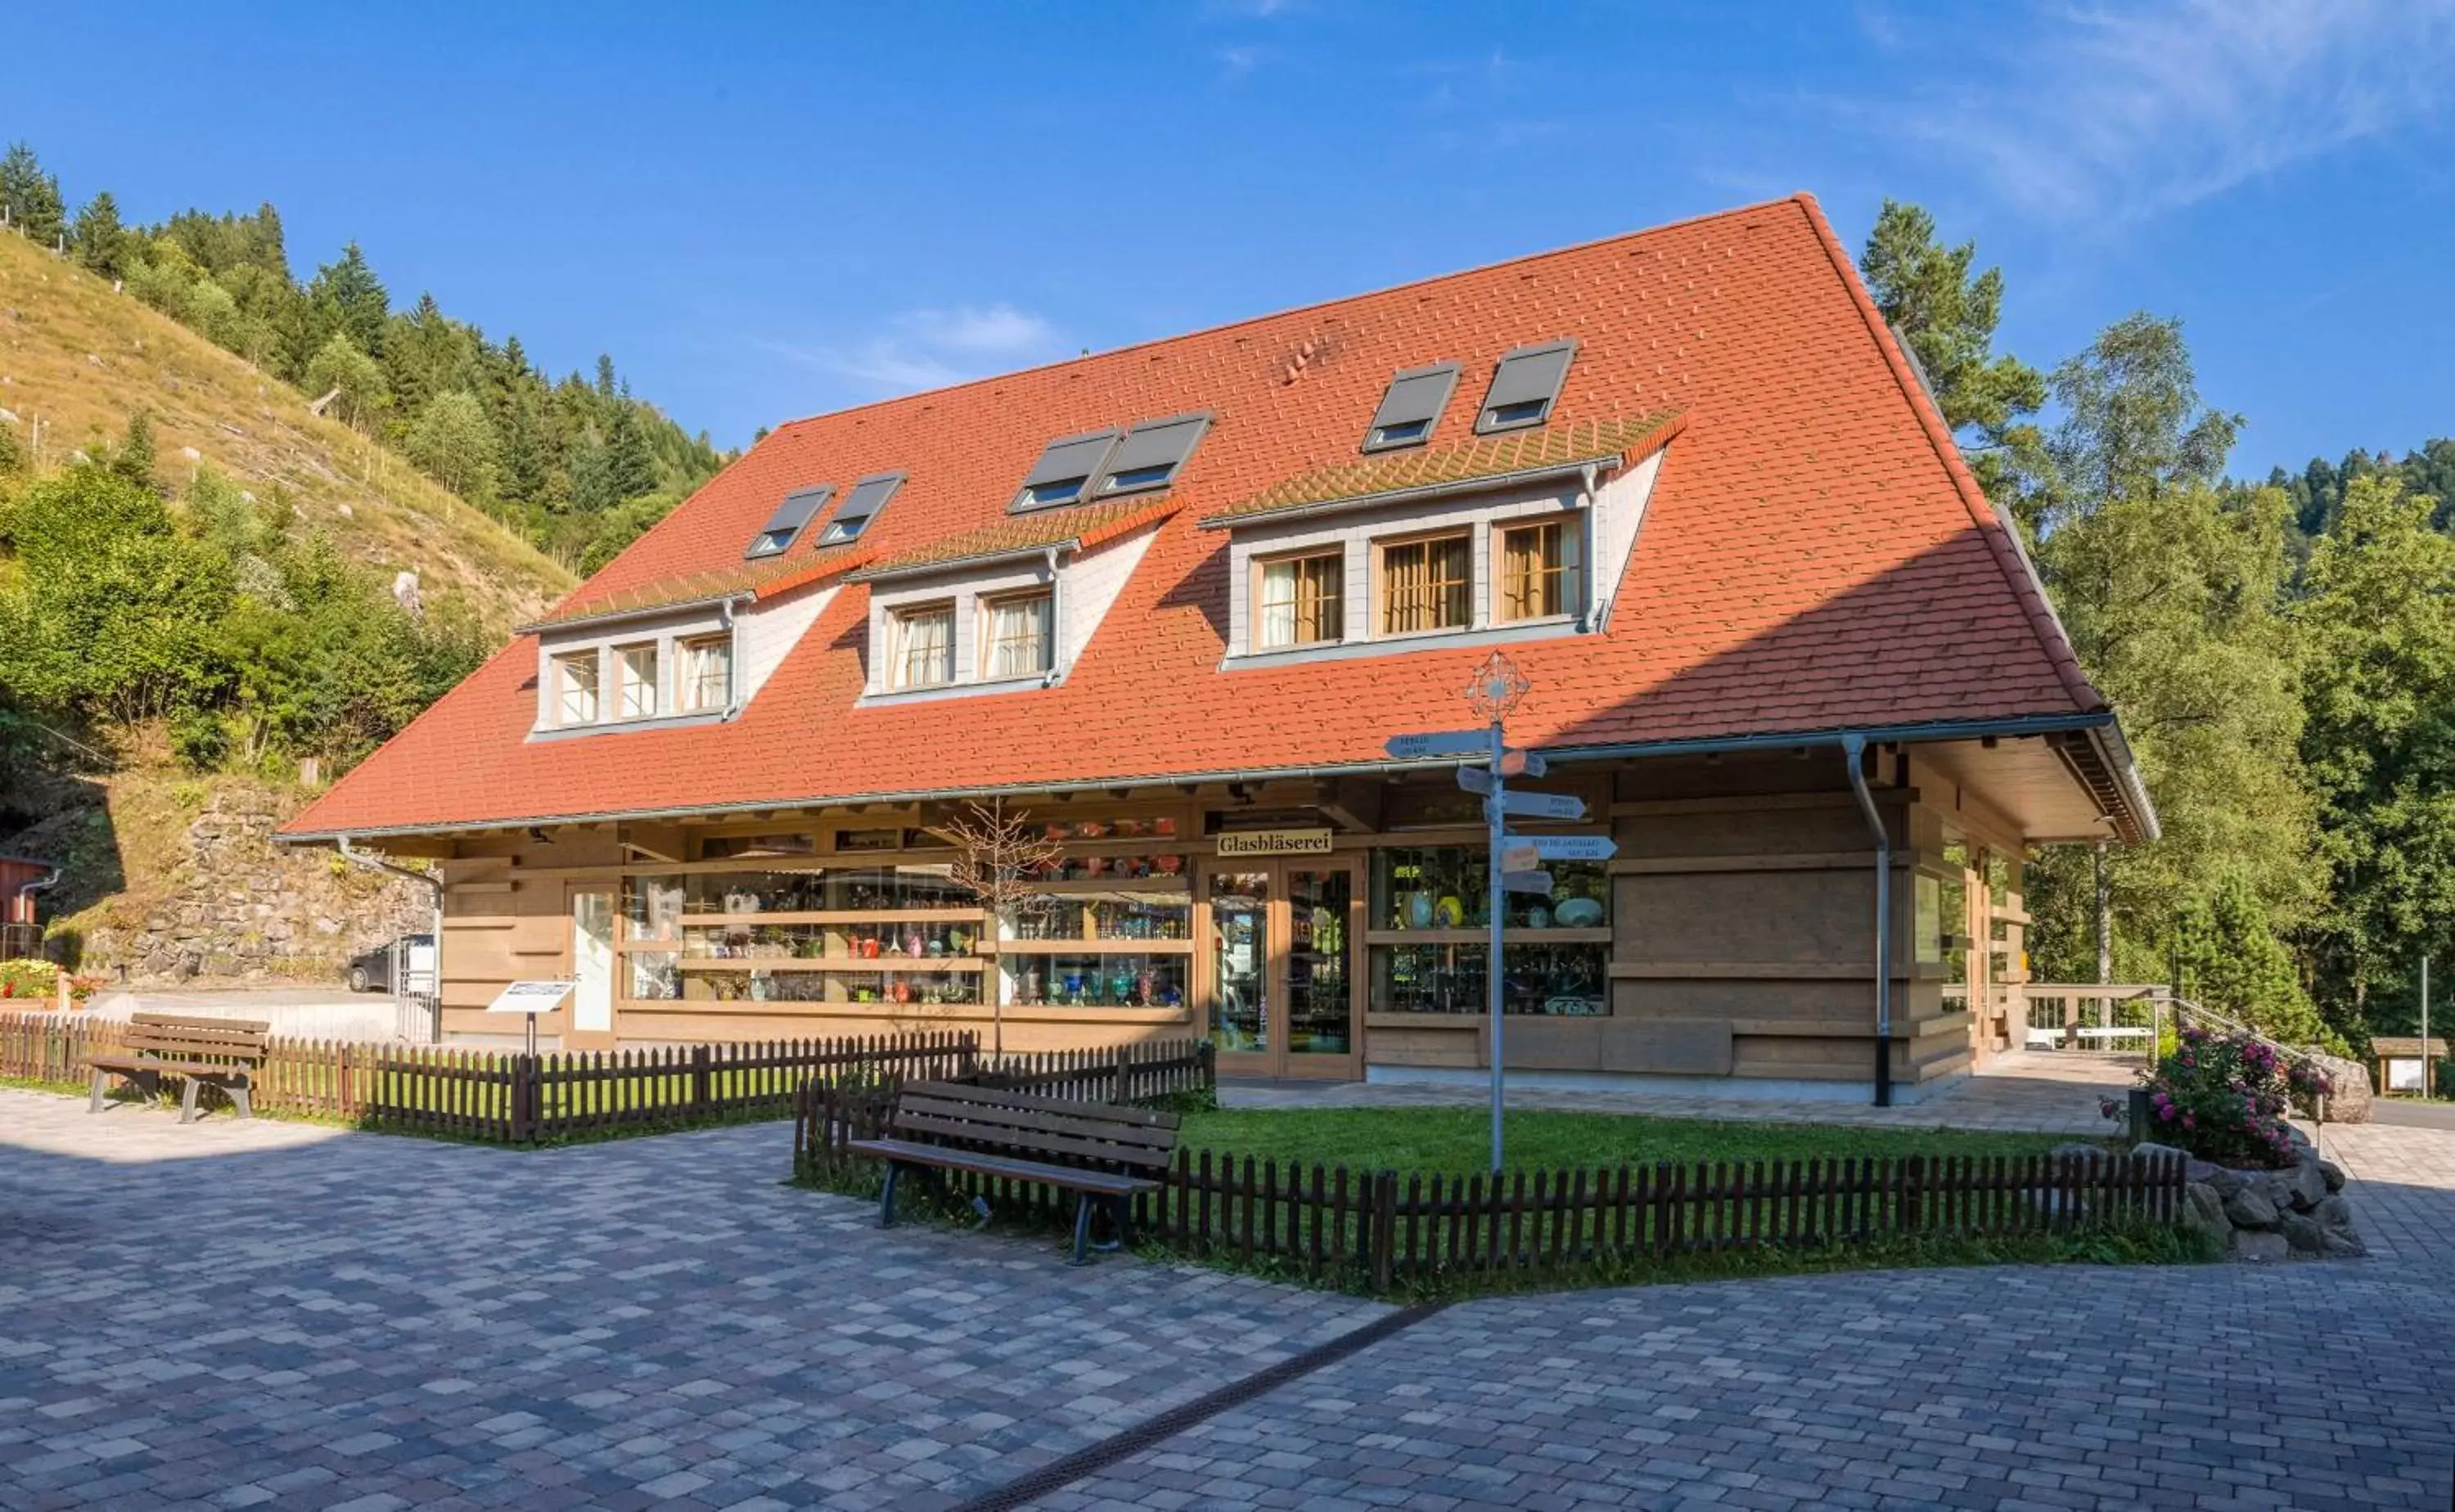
678;634;732;713
553;650;601;727
614;641;662;721
890;601;957;691
980;589;1055;681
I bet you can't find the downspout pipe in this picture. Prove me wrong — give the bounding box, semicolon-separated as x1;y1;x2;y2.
338;835;445;1043
718;598;743;720
1841;735;1894;1108
15;866;62;940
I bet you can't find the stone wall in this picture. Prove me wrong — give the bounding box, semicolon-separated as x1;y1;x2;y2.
84;785;431;985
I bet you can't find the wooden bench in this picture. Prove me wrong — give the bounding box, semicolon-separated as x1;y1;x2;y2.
88;1013;272;1123
848;1080;1182;1264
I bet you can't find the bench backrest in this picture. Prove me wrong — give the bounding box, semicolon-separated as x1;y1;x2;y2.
124;1012;273;1064
890;1080;1181;1175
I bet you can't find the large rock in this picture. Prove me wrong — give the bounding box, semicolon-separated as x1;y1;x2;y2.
2277;1157;2329;1213
2279;1213;2326;1254
2052;1141;2108;1166
2313;1195;2367;1258
2232;1229;2290;1262
2223;1185;2281;1230
2133;1141;2191;1165
2317;1159;2347;1194
2182;1181;2229;1235
2196;1163;2248;1199
2306;1052;2372;1124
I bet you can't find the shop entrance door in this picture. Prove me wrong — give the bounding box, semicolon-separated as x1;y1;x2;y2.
1204;859;1363;1080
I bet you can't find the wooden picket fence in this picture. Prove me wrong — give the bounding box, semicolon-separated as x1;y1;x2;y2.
0;1011;984;1145
798;1078;2187;1293
974;1038;1215;1105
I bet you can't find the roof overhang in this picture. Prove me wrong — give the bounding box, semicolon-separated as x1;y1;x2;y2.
846;541;1075;585
1198;457;1610;531
515;592;750;637
277;710;2155;847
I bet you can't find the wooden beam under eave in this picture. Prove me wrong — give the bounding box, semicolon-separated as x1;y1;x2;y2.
1313;776;1385;834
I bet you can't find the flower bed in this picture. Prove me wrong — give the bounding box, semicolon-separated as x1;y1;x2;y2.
2130;1026;2331;1168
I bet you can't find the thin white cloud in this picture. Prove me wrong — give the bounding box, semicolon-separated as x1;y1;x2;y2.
760;303;1067;397
1215;44;1263;77
1836;0;2455;227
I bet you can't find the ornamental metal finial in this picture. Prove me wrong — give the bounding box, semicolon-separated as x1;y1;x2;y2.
1463;650;1530;724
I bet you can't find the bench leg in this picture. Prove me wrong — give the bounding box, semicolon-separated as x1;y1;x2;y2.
227;1077;253;1120
1070;1193;1094;1266
878;1163;903;1229
88;1066;109;1114
180;1078;201;1125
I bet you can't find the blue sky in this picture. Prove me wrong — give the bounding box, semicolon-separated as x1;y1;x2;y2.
8;0;2451;477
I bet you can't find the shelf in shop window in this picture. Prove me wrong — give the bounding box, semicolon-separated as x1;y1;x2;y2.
992;938;1197;955
1363;927;1612;946
674;956;989;973
673;909;985;926
1019;876;1194;894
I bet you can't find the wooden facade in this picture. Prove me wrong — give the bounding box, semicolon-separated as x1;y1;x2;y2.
403;740;2045;1100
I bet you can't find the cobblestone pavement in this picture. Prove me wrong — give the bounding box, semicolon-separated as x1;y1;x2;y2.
1225;1050;2137;1136
6;1087;2450;1512
0;1090;1385;1511
1044;1120;2455;1512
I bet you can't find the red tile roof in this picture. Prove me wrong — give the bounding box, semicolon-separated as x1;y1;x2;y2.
526;543;875;629
286;194;2115;839
850;496;1183;580
1205;411;1683;524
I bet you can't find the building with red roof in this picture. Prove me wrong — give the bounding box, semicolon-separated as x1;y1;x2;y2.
282;194;2150;1102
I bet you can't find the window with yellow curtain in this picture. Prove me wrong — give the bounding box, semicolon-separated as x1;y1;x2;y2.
1499;516;1583;621
1379;533;1471;634
982;590;1053;678
1258;551;1345;648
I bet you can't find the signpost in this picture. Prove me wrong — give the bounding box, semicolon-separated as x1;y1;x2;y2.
487;979;574;1056
1382;654;1628;1171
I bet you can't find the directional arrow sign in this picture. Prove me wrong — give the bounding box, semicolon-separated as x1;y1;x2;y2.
1500;869;1555;894
1493;789;1586;821
1456;765;1494;795
1498;748;1547;779
1505;834;1619;862
1385;729;1490;761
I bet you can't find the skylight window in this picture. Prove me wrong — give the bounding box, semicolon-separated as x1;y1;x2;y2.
1013;430;1121;511
1095;413;1209;497
821;472;903;545
746;485;834;559
1363;363;1458;452
1474;340;1577;434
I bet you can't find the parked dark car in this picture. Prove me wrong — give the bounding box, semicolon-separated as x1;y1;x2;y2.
345;934;434;993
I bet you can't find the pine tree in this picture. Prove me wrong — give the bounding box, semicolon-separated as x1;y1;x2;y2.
601;389;658;502
70;192;128;278
112;410;159;491
1858;200;2046;511
0;142;66;246
306;242;390;358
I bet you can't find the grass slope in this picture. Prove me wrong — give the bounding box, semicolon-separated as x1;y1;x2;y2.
0;231;572;627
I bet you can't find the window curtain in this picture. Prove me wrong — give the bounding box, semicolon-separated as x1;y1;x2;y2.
986;593;1052;677
682;638;730;711
619;646;660;718
1262;555;1343;647
898;608;953;687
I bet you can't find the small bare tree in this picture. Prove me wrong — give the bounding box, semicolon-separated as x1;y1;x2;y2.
939;797;1063;1056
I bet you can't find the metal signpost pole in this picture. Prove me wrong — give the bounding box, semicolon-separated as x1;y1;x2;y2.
1487;716;1507;1174
2423;955;2432;1100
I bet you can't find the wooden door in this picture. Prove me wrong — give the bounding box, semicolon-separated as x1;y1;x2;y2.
1201;858;1363;1080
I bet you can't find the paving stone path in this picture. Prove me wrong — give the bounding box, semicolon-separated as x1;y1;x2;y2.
3;1087;2449;1511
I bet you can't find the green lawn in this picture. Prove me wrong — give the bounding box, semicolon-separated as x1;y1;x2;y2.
1176;1105;2081;1175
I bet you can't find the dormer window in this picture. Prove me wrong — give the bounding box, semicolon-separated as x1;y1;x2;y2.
679;635;732;712
1378;532;1472;634
1096;413;1209;497
981;590;1055;678
1013;430;1121;511
553;650;600;726
890;602;956;690
1363;363;1457;452
1498;517;1583;621
746;485;834;559
1475;340;1575;434
615;643;661;720
821;472;903;545
1257;551;1344;650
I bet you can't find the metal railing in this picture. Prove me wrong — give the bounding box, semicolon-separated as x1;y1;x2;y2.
2018;983;2168;1060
